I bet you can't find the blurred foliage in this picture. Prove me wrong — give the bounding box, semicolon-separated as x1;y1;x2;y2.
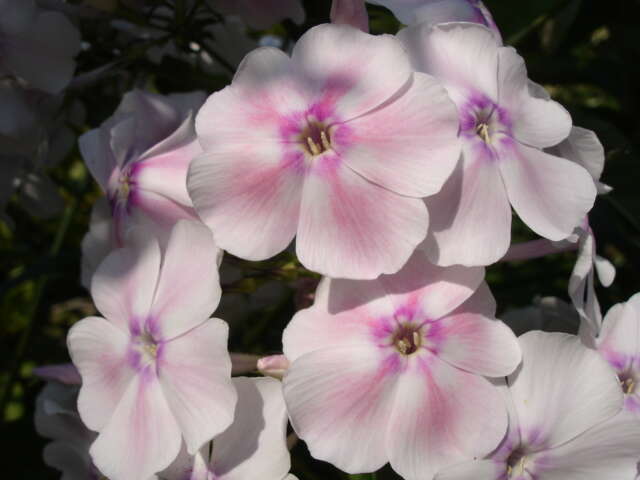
1;0;639;478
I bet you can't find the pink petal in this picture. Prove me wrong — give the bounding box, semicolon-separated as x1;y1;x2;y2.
283;276;394;362
531;410;640;480
283;344;398;473
386;355;508;480
188;146;303;261
432;284;521;377
508;331;623;450
195;47;308;152
291;24;412;121
497;48;571;149
296;160;428;279
423;141;512;266
331;0;369;32
435;459;504;480
376;252;485;320
134;116;202;208
90;237;161;332
399;23;500;102
212;377;290;480
594;254;616;287
148;221;221;340
568;230;602;334
90;374;181;480
497;139;597;241
340;72;460;197
67;317;135;431
159;319;236;455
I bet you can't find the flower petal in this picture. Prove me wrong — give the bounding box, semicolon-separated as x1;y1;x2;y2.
211;377;290;480
508;331;623;450
435;459;505;480
90;373;181;480
188;147;303;261
399;23;500;102
283;276;394;362
549;127;605;183
291;23;412;120
78;129;116;192
283;344;398;473
377;252;485;320
67;317;135;432
159;319;236;455
497;48;571;149
531;410;640;480
386;355;508;480
90;236;161;332
497;139;597;241
339;72;460;197
597;294;640;372
423;141;512;266
296;160;428;279
148;221;221;340
432;284;521;377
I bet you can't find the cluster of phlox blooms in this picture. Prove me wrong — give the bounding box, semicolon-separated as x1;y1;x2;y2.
30;1;640;479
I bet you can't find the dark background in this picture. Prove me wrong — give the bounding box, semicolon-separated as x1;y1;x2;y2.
1;0;638;478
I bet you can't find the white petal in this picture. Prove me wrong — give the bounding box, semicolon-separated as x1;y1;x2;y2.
159;319;236;455
508;331;623;450
67;317;135;432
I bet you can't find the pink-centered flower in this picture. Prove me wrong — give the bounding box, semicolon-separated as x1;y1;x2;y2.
436;331;639;480
596;293;640;416
68;220;237;480
162;377;295;480
399;23;597;267
189;23;461;279
79;89;207;286
282;253;521;479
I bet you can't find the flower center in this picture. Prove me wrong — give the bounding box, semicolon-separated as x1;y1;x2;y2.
136;330;159;364
300;121;332;156
393;324;422;355
476;122;491;143
506;448;529;477
117;171;132;202
621;375;636;395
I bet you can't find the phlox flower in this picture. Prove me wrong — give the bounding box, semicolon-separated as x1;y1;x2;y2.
595;293;640;416
330;0;370;32
368;0;500;37
68;220;237;480
190;23;460;279
399;23;597;267
162;377;297;480
436;331;640;480
282;253;521;479
80;89;207;286
0;0;80;94
214;0;305;29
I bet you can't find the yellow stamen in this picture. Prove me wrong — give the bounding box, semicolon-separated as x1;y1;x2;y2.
397;339;410;355
476;123;490;143
623;378;635;394
144;343;158;358
306;136;321;156
320;130;332;151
